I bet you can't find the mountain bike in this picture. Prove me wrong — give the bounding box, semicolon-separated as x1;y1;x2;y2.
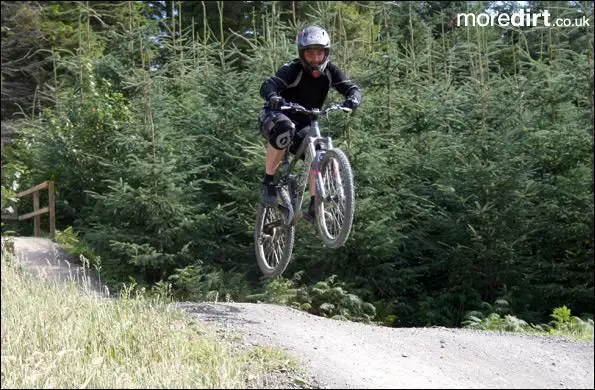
254;102;355;278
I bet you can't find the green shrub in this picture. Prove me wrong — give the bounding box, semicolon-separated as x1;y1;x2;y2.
462;300;593;340
247;273;376;323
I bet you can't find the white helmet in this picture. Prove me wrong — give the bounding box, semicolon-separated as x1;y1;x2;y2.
296;25;331;75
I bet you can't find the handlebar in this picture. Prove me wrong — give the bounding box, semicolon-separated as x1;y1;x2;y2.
279;102;352;117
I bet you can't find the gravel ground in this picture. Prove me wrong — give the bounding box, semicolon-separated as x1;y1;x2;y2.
176;301;594;389
9;237;594;389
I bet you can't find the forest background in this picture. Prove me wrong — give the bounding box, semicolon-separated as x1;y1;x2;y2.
1;0;593;329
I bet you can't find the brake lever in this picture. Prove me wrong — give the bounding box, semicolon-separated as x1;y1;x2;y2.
325;104;352;115
281;103;307;112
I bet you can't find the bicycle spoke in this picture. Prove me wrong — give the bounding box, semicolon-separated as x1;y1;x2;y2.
320;160;348;239
256;205;292;272
266;228;281;265
314;148;355;249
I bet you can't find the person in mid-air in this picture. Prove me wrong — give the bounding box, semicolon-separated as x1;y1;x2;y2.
257;25;363;219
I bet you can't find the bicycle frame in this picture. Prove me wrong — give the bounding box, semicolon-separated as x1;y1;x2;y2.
254;103;355;277
277;104;347;224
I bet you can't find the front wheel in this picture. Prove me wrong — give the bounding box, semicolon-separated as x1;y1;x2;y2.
315;148;355;248
254;187;295;278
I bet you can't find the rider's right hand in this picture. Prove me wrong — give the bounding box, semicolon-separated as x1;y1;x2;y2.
267;94;286;110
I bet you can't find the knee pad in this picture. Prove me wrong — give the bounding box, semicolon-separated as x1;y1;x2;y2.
268;117;295;150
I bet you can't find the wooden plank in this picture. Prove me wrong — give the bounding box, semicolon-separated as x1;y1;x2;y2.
1;215;19;221
33;192;40;237
48;181;55;238
16;181;48;198
18;206;49;221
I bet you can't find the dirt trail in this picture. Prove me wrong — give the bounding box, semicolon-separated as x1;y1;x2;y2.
9;236;595;389
8;236;110;297
177;301;594;389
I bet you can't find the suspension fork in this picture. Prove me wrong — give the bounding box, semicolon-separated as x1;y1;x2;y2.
310;145;327;202
330;156;345;199
312;147;346;202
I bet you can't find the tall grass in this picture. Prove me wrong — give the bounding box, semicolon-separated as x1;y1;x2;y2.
0;240;299;388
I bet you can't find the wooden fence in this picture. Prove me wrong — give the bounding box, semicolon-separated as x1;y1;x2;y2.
1;181;56;238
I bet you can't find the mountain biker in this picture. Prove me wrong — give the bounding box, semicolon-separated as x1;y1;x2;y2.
258;25;363;220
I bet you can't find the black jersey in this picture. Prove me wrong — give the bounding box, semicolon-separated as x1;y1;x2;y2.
260;59;362;126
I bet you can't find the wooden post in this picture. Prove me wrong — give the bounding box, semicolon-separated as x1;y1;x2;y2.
48;181;56;238
33;190;40;237
1;180;57;238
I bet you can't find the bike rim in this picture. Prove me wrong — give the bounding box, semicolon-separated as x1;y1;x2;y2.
256;206;290;271
318;158;347;239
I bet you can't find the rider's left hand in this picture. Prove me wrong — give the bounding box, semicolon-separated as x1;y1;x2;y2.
342;97;359;112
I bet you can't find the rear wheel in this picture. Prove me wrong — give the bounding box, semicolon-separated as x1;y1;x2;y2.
315;148;355;248
254;187;295;278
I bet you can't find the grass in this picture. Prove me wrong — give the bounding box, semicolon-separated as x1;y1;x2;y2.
0;239;302;389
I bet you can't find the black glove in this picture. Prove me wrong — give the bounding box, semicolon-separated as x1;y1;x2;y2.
267;94;286;110
342;96;360;111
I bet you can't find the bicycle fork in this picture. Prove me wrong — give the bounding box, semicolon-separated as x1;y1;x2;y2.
312;150;326;200
312;148;345;204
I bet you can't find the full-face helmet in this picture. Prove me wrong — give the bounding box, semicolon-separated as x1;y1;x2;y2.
297;25;331;76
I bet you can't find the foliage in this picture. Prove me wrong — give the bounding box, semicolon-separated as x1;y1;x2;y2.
54;226;96;260
303;274;377;323
462;300;594;340
246;276;301;306
247;273;377;323
167;264;252;303
547;305;595;339
1;185;17;218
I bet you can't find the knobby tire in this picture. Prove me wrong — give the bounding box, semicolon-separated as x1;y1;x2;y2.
315;148;355;248
254;186;295;278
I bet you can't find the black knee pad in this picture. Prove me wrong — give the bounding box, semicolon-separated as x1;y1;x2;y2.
266;115;296;150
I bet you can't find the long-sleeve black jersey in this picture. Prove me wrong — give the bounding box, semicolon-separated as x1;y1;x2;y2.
260;59;363;125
